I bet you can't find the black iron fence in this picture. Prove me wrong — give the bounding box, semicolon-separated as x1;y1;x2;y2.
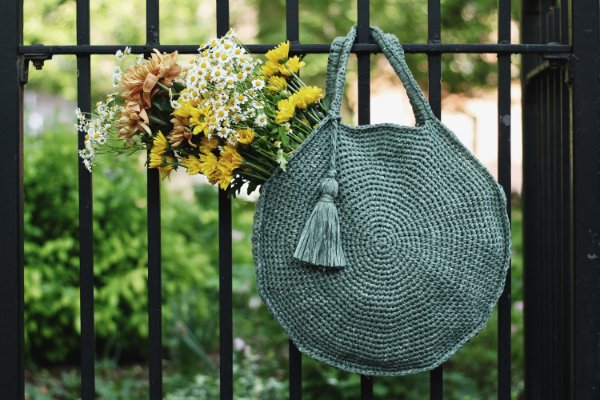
522;0;600;399
1;0;598;398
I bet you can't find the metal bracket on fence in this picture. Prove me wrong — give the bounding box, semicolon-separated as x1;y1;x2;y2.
19;53;53;84
543;42;570;65
543;44;572;85
524;42;571;83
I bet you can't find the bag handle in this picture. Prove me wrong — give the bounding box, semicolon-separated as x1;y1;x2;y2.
295;27;435;268
326;26;434;126
325;35;347;102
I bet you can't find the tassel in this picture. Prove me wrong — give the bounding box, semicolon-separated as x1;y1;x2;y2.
294;169;347;268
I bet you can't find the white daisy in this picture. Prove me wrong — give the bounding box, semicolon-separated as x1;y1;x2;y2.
255;114;268;127
252;79;265;90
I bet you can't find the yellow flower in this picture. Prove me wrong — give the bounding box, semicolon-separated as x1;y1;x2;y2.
200;136;219;151
149;152;163;169
282;56;305;75
265;41;290;63
152;131;168;154
217;171;232;190
181;155;202;175
220;145;243;167
236;128;255;145
291;86;323;109
149;153;174;179
261;61;281;77
268;76;287;92
174;101;211;136
198;149;220;182
275;97;297;123
158;160;174;180
215;146;242;189
148;132;174;179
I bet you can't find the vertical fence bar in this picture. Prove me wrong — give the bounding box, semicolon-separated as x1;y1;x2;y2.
554;58;563;399
0;0;24;398
560;4;573;395
356;2;373;398
427;0;443;397
218;188;233;400
145;2;163;399
147;172;163;400
497;0;512;398
535;18;547;398
545;27;556;397
216;3;233;400
289;341;302;400
76;0;95;397
286;1;302;397
548;19;558;392
427;0;442;117
572;0;600;397
520;0;539;393
540;67;548;399
552;60;563;398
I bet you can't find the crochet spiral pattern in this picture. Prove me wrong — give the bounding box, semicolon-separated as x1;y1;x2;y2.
252;26;511;376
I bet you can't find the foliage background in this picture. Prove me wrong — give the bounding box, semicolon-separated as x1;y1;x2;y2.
23;0;523;398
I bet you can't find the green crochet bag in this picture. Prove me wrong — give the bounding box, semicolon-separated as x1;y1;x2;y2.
252;26;511;376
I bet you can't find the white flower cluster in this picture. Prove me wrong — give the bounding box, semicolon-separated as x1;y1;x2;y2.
175;30;269;143
111;66;122;88
77;48;133;171
76;94;119;171
114;46;131;60
112;47;131;87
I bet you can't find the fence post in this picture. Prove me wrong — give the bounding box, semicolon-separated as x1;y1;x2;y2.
571;0;600;398
0;0;24;398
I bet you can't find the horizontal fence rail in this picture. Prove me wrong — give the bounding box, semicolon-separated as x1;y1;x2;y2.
19;43;571;56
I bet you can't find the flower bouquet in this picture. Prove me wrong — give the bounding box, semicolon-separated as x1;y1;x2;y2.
78;30;327;195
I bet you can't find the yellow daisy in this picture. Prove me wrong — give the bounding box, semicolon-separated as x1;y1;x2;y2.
200;136;219;151
291;86;324;109
284;56;305;74
152;131;168;155
261;61;281;77
181;155;202;175
275;97;297;123
236;127;255;145
268;76;288;92
265;41;290;63
158;159;174;180
198;149;220;180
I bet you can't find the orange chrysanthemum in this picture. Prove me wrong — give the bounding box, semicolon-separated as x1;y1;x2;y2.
121;50;182;109
118;50;181;141
168;114;195;148
118;99;151;139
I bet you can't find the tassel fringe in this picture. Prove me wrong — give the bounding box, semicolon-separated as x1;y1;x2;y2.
294;170;347;268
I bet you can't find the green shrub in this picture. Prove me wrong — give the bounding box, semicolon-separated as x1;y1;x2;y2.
24;127;220;363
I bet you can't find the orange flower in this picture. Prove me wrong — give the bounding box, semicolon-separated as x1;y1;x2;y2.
118;50;180;141
168;114;195;148
118;99;151;139
121;49;181;109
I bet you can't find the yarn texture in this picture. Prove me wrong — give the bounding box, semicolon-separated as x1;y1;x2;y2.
252;26;511;376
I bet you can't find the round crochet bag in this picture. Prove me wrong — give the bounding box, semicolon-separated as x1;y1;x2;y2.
252;26;511;376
